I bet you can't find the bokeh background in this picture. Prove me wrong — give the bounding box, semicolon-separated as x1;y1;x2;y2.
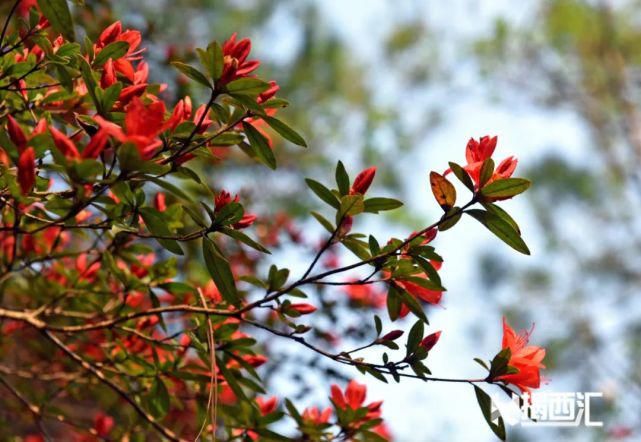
28;0;641;440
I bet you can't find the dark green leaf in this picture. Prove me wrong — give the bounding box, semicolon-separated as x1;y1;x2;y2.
138;208;183;255
438;206;462;231
221;227;270;254
243;122;276;169
226;78;270;96
37;0;75;41
374;315;382;336
311;211;334;233
481;178;531;199
94;41;129;66
337;194;364;220
448;162;474;191
264;116;307;147
479;158;495;189
467;209;530;255
482;202;521;235
474;385;507;441
406;320;424;356
171;61;212;88
335;161;350;195
202;237;240;306
363;197;404;213
305;179;340;209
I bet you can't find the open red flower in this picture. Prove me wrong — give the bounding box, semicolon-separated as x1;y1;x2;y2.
301;406;332;425
95;21;144;82
95;97;168;160
494;317;546;394
331;380;367;410
219;33;260;86
448;136;518;190
255;396;278;415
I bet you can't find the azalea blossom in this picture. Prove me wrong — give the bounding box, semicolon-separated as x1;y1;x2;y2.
219;33;260;86
494;317;546;394
447;135;518;190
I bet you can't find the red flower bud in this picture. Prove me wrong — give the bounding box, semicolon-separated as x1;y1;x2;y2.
7;115;27;151
17;147;35;195
381;330;404;341
289;303;317;315
49;126;80;159
350;166;376;195
420;331;441;352
154;192;167;212
94;413;114;437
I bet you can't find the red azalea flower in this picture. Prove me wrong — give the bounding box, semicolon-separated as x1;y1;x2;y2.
301;406;332;425
494;317;546;394
219;33;260;86
450;135;519;191
330;380;367;410
95;97;168;160
255;396;278;415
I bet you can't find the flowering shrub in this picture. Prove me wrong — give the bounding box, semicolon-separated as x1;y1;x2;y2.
0;1;544;440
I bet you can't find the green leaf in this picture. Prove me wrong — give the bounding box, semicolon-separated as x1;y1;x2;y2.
101;82;123;113
368;235;380;255
482;202;521;235
147;177;192;201
37;0;75;41
448;162;475;191
138;208;184;255
310;211;334;233
386;286;402;321
406;320;424;356
209;41;224;81
94;41;130;66
337;194;364;220
473;358;490;371
305;179;340;209
285;399;302;423
335;161;350;195
243;122;276;169
363;197;404;213
226;78;270;96
171;61;212;88
474;385;507;441
150;379;171;418
216;357;247;401
263;116;307;147
202;237;240;306
197;41;224;81
438;206;462;231
396;287;428;323
480;178;531;199
374;315;383;336
467;209;530;255
221;227;270;254
77;56;100;111
415;256;443;289
479;158;495;189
